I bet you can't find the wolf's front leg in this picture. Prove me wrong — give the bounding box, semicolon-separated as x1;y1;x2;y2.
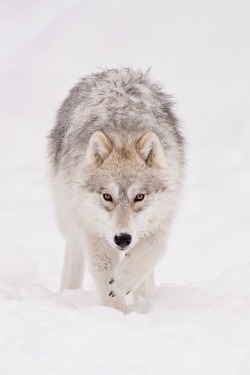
61;240;85;290
87;237;127;313
109;231;167;298
133;272;155;301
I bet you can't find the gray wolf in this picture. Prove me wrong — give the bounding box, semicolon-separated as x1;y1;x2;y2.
48;67;185;313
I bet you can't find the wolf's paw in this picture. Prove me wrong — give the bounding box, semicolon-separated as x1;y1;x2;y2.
108;275;134;298
108;256;142;298
108;285;130;298
108;289;116;297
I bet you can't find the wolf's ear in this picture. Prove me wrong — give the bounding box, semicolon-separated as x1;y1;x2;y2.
137;132;166;168
85;131;112;167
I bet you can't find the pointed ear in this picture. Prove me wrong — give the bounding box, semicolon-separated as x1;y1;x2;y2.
85;131;112;167
137;132;166;168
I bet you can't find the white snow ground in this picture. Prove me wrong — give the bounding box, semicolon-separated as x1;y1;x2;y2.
0;1;250;374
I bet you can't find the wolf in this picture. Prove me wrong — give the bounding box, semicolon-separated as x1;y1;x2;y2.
48;67;185;313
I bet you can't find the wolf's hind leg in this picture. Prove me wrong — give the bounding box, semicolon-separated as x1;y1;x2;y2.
133;271;155;301
61;241;84;290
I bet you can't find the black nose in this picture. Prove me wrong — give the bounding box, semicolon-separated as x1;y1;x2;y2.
114;233;132;249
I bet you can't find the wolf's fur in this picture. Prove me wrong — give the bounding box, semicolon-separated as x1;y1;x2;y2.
48;68;185;313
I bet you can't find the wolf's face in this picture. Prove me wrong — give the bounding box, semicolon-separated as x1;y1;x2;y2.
83;131;171;252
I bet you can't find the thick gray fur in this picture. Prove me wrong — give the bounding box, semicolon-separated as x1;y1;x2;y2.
48;67;185;313
48;67;184;172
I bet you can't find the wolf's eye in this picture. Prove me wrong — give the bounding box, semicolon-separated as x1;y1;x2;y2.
103;193;113;202
134;194;145;202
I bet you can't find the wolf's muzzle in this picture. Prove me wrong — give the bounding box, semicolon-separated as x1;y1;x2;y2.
114;233;132;250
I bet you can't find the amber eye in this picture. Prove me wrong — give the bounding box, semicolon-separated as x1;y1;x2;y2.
134;193;145;202
103;193;113;202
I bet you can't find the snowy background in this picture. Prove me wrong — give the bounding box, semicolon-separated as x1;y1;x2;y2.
0;0;250;374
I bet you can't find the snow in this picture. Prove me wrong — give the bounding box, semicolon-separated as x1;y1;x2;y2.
0;0;250;374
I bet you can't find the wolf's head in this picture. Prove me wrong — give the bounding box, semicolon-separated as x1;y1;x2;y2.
81;131;177;252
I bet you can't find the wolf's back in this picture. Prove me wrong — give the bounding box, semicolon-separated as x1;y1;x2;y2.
48;68;185;175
